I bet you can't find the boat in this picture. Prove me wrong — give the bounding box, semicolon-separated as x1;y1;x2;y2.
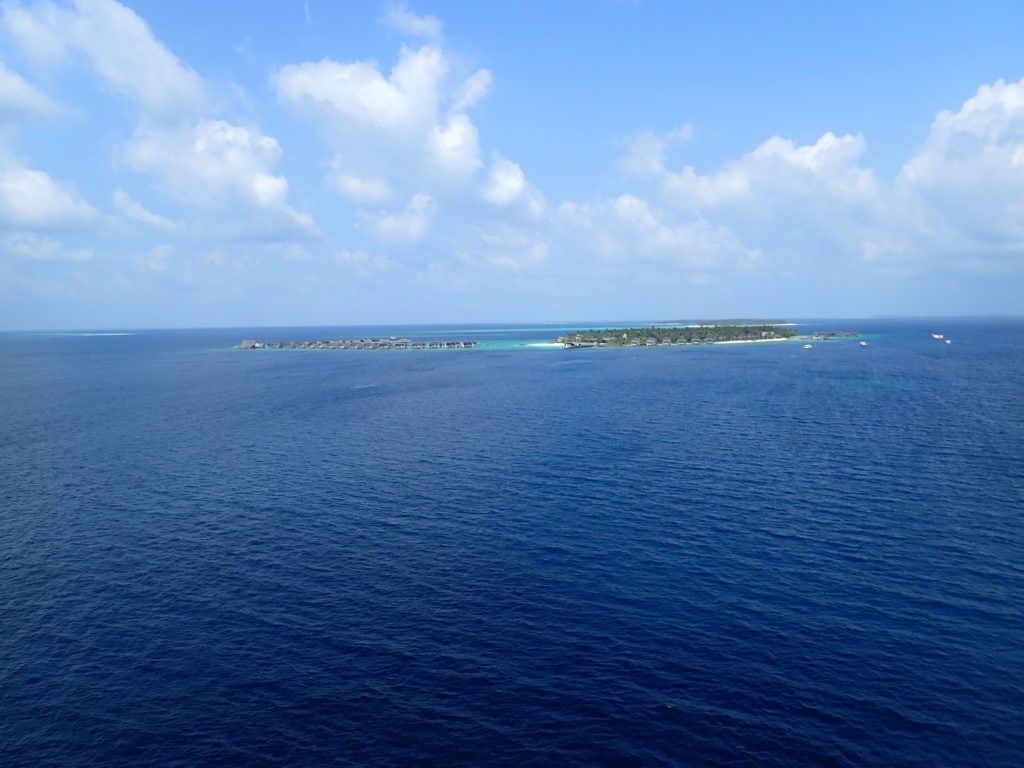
803;344;813;349
859;341;869;347
946;339;952;345
931;333;944;339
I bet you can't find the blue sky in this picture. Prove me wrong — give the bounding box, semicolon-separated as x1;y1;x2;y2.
1;0;1023;329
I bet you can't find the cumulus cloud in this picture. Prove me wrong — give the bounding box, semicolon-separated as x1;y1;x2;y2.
0;60;92;233
0;60;93;235
647;77;1024;271
482;155;527;206
659;131;880;215
482;154;545;218
558;194;760;275
328;161;394;204
3;1;1021;323
0;161;95;227
458;225;550;272
3;0;315;243
618;124;694;178
614;127;888;270
615;85;1024;275
120;119;317;238
3;0;207;120
428;111;482;179
897;77;1024;255
270;20;562;275
274;45;447;134
359;192;435;244
273;42;492;191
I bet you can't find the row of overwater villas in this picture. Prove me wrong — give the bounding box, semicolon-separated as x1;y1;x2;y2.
238;339;479;350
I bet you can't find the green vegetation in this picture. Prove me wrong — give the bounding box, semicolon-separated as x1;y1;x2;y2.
555;324;797;347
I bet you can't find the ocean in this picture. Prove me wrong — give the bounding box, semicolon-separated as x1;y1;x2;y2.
1;318;1021;767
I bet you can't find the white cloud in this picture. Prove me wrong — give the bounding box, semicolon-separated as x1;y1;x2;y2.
614;79;1024;272
381;4;442;40
360;192;435;243
274;45;446;135
3;1;314;245
0;161;95;227
615;128;886;269
897;77;1024;255
459;226;550;272
3;2;1019;324
618;124;694;178
273;43;492;190
112;188;176;229
482;154;545;217
3;0;207;120
482;155;526;206
450;68;492;113
428;111;482;180
557;194;760;274
328;161;394;204
614;89;1024;275
121;119;317;237
659;131;880;215
0;61;59;118
491;240;548;271
3;231;92;260
752;132;866;172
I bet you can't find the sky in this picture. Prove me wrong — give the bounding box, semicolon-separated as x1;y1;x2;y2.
1;0;1023;329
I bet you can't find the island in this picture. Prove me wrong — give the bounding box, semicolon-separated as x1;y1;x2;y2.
237;323;859;352
555;323;798;348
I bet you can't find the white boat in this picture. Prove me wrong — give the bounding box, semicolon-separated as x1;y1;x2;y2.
803;344;813;349
931;333;944;339
946;339;952;344
859;341;869;347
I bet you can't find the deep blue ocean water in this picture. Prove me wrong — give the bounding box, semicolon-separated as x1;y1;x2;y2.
1;318;1022;767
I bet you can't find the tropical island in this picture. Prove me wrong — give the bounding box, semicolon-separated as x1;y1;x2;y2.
555;323;798;348
235;322;859;353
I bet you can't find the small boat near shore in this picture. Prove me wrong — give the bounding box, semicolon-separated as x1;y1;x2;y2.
803;344;813;350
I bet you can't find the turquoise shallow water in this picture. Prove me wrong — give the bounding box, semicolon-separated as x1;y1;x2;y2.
1;318;1021;767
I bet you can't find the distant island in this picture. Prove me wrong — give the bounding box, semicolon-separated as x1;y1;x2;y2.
555;323;798;348
236;324;862;353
